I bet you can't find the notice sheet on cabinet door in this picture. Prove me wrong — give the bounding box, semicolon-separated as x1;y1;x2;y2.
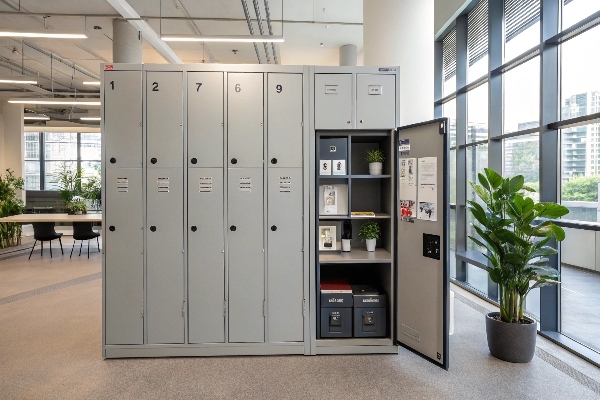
417;157;437;221
399;158;417;223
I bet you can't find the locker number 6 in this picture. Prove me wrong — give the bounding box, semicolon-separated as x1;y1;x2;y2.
276;84;282;93
235;84;241;92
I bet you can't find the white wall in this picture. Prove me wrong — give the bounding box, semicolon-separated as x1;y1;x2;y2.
434;0;471;37
562;227;600;272
363;0;434;126
0;101;25;201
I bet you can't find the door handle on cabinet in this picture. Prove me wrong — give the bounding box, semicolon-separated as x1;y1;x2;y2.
230;225;236;231
150;226;156;232
271;225;277;231
191;226;197;232
191;158;197;164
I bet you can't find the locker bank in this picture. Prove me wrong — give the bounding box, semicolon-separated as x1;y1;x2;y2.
102;64;449;369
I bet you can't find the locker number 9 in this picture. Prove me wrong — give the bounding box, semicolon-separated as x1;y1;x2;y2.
276;84;283;93
235;84;241;92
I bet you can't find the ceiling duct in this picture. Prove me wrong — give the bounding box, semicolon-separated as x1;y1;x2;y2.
252;0;270;63
241;0;262;63
263;0;278;64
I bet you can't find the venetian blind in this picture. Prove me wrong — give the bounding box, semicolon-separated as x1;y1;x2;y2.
505;0;541;43
467;0;489;67
443;28;457;82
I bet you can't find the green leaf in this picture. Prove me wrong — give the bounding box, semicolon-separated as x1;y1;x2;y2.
531;246;558;258
534;203;570;219
509;175;525;193
521;186;536;192
484;168;503;189
504;253;525;266
478;173;491;192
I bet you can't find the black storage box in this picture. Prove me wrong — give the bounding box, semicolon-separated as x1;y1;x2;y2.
352;285;387;338
319;138;348;175
320;279;353;338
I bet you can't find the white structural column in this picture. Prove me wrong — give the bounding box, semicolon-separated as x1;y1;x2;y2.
339;44;357;66
113;19;142;63
363;0;434;125
0;101;25;201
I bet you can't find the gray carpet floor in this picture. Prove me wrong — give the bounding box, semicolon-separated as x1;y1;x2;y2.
0;248;599;399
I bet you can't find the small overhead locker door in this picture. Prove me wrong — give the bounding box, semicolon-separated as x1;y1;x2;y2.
314;74;353;129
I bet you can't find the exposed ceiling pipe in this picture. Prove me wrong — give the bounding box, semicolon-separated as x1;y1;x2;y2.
252;0;270;63
170;0;216;63
263;0;278;64
241;0;262;64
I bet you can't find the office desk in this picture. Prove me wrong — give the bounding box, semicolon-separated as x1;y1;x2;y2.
0;213;102;223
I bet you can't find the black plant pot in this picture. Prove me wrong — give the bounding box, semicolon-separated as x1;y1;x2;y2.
485;312;537;363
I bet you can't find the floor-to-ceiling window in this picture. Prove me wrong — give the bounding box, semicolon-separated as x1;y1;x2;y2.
435;0;600;363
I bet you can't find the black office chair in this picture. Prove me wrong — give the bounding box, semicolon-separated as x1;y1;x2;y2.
29;222;64;259
70;222;100;259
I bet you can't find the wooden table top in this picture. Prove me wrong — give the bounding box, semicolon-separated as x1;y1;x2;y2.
0;213;102;223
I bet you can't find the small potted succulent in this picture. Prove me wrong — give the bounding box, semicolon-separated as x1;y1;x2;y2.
359;221;380;252
365;149;385;176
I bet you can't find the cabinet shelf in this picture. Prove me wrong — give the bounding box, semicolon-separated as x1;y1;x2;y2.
319;213;392;220
316;338;393;347
319;248;392;264
318;175;391;179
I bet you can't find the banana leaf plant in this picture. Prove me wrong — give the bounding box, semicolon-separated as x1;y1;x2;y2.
0;169;25;249
467;168;569;324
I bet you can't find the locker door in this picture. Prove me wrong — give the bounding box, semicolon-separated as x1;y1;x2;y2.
147;167;185;344
187;72;224;168
104;71;142;168
314;74;352;129
267;73;303;168
105;168;143;345
396;119;449;370
188;168;225;343
356;74;396;129
147;72;183;168
227;73;264;168
227;168;264;343
267;168;304;342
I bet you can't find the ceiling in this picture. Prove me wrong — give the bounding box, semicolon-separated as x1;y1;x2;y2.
0;0;364;122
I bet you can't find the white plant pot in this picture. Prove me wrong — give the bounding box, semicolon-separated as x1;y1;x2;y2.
366;238;376;252
75;211;83;215
369;162;383;175
342;239;351;252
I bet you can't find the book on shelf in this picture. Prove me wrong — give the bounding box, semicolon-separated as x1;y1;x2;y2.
351;211;375;217
320;279;352;293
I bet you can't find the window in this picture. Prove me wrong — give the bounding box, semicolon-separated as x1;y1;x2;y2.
563;0;600;30
504;0;540;61
443;28;457;97
24;132;102;191
467;83;488;143
504;133;540;201
466;143;488;252
503;57;540;133
467;0;489;83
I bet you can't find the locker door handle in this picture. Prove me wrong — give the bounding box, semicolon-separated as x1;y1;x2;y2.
109;226;115;232
150;226;156;232
191;158;197;164
347;121;351;124
271;225;277;231
230;225;236;232
231;158;237;165
110;157;116;164
271;158;277;164
150;158;157;164
191;226;197;232
360;119;364;123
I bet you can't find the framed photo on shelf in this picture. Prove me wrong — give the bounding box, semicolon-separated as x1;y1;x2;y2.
319;184;349;216
318;221;342;252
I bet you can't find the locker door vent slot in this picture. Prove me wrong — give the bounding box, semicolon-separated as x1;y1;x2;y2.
400;324;420;342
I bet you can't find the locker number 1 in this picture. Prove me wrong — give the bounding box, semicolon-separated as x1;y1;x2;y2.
196;83;203;91
276;84;283;93
110;81;114;90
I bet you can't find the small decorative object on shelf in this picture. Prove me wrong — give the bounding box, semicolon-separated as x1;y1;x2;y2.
359;221;380;252
319;225;337;251
351;211;375;217
365;148;385;175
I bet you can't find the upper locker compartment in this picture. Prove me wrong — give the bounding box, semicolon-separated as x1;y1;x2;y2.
228;73;264;168
104;71;142;168
187;72;224;168
267;73;303;168
147;71;183;168
356;74;396;129
314;74;353;129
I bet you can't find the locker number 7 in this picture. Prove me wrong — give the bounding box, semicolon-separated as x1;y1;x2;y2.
196;83;202;91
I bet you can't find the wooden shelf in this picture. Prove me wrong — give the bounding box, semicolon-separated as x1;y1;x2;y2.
318;175;350;179
350;175;391;179
319;213;392;220
319;248;392;264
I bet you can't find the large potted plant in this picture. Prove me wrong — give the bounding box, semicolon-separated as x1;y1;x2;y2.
467;168;568;363
0;169;25;249
55;163;83;210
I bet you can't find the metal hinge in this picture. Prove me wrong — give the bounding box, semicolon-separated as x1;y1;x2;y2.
182;301;186;317
223;300;227;317
263;300;266;317
140;301;144;318
302;299;306;316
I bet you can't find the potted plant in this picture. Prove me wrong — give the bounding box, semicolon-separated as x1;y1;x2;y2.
359;221;380;252
82;174;101;210
67;196;87;215
0;169;25;249
55;163;83;210
467;168;568;363
365;149;385;176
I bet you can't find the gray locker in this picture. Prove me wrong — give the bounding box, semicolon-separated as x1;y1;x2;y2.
267;168;304;342
267;73;303;168
105;168;144;345
188;168;225;343
314;74;353;129
187;72;224;168
147;72;183;168
146;167;185;344
227;73;264;168
104;71;142;168
227;168;265;343
356;74;396;129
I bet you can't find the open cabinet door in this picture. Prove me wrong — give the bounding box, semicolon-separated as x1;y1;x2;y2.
396;118;449;370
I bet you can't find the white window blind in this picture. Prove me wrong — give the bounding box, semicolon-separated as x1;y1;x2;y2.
467;0;489;67
443;28;457;82
505;0;541;43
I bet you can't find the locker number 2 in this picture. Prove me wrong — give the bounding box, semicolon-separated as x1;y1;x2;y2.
235;84;241;92
276;84;283;93
152;82;159;91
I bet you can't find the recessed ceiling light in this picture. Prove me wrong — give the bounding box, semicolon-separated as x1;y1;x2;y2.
162;34;284;43
83;81;101;85
80;117;101;121
8;98;101;106
0;29;87;39
24;115;50;121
